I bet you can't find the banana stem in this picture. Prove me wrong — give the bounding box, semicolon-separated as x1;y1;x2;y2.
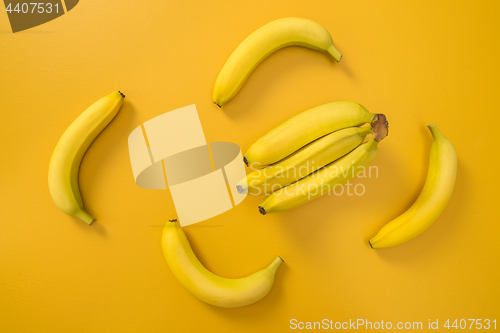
74;210;95;225
365;137;379;151
327;45;342;62
427;124;443;139
371;114;389;142
268;256;284;273
361;125;373;136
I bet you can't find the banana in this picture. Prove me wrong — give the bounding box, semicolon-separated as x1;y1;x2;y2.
213;17;342;107
237;126;372;196
369;125;457;249
48;91;125;225
258;115;388;214
162;219;283;308
244;101;375;167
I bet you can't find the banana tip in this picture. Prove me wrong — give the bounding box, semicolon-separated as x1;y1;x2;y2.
236;185;244;194
118;91;125;98
214;102;222;108
89;219;96;226
368;240;374;249
259;206;266;215
243;157;249;167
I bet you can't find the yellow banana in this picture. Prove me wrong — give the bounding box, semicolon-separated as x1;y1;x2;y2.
369;124;457;249
213;17;342;107
48;91;125;225
237;126;372;196
162;219;283;308
244;101;375;167
258;115;388;214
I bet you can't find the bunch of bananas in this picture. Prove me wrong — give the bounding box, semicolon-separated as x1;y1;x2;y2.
237;101;388;214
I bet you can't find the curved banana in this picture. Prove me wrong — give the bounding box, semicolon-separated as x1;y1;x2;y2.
369;124;457;249
237;126;372;196
244;101;375;167
48;91;125;225
213;17;342;107
162;219;283;308
259;115;388;214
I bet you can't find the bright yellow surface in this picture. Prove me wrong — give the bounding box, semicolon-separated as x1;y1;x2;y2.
1;1;499;332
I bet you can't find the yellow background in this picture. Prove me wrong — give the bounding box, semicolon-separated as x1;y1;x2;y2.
1;0;499;332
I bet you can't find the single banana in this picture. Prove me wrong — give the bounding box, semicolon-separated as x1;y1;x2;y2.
244;101;375;167
48;91;125;225
258;115;388;214
213;17;342;107
237;126;372;196
162;219;283;308
369;125;457;249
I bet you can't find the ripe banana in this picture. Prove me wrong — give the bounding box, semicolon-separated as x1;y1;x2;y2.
237;126;372;196
213;17;342;107
48;91;125;225
162;219;283;308
244;101;375;167
258;115;388;214
369;125;457;249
